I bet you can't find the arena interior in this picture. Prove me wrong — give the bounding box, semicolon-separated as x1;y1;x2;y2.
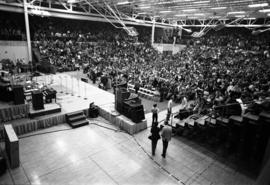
0;0;270;184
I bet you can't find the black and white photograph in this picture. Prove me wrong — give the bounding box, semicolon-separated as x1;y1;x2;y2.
0;0;270;184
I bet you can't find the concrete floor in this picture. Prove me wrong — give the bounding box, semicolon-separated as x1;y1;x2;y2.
0;115;255;185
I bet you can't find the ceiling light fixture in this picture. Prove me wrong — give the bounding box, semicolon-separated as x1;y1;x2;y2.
227;11;246;14
193;1;210;4
248;3;268;8
194;13;204;16
117;1;130;5
210;7;227;10
137;12;146;14
183;9;196;12
140;6;150;9
259;9;270;13
174;14;187;16
157;1;172;5
160;10;172;13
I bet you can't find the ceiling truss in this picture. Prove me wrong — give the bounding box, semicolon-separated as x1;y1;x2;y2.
0;0;269;29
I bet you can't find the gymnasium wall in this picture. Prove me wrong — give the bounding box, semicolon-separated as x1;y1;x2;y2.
0;41;28;64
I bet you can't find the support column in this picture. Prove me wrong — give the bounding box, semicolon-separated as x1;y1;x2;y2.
151;21;155;45
23;0;32;63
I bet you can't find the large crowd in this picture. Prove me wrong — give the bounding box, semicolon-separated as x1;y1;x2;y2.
1;12;270;118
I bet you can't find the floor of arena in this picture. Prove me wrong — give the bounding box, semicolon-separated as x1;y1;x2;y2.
0;72;256;185
0;117;255;185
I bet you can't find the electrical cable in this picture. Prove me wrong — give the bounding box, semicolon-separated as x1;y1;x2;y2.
19;128;72;139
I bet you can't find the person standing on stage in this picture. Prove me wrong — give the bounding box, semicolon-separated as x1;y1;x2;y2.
160;121;172;158
150;122;161;156
167;98;173;121
134;79;140;94
151;104;159;124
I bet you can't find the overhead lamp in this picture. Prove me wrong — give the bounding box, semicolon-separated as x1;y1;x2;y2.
160;10;172;13
157;1;172;5
193;1;210;4
67;0;77;3
174;14;187;16
30;9;50;16
210;7;227;10
117;1;130;5
227;11;245;14
140;6;150;9
194;13;204;16
248;3;268;8
183;9;196;12
137;12;146;14
259;9;270;13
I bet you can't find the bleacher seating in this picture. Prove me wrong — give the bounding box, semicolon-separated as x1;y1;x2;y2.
174;109;270;169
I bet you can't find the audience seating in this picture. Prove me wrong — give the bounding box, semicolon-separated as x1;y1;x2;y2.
174;108;270;169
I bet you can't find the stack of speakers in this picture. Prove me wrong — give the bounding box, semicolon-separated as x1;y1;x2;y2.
115;87;145;123
115;87;130;113
32;90;44;110
12;85;25;105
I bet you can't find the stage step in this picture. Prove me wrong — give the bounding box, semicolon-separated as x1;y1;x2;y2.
68;115;86;123
66;111;84;118
66;111;89;128
69;120;89;128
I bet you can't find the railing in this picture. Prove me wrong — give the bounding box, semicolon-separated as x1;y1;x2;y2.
127;83;160;102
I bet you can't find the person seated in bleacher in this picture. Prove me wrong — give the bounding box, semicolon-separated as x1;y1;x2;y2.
175;94;191;120
223;91;242;118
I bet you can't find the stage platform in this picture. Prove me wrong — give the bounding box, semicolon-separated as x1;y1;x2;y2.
29;103;61;118
36;74;148;135
0;73;148;139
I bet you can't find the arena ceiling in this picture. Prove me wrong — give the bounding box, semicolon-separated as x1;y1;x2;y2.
101;0;270;20
0;0;270;28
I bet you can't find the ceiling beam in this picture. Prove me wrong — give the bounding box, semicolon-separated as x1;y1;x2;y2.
0;1;269;28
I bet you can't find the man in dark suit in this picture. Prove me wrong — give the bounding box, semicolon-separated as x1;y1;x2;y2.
150;122;161;156
160;121;172;158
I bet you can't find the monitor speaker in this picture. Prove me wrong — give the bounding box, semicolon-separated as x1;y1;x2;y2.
81;78;88;83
